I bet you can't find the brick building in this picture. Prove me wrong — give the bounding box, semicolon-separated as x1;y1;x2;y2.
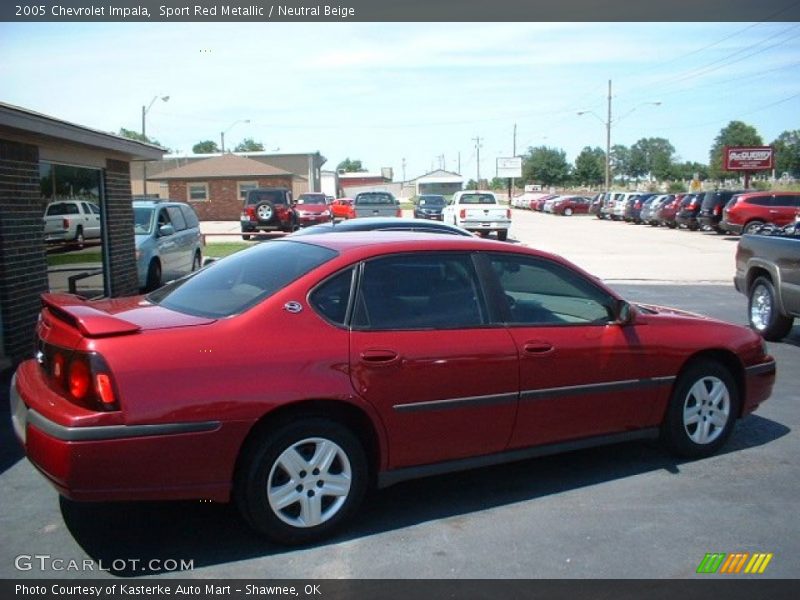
151;154;294;221
0;102;164;368
131;151;325;199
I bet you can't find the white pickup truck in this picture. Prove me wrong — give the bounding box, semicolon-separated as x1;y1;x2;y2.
443;190;511;241
43;200;102;245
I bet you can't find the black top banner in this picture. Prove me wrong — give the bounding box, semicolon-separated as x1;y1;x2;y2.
3;0;800;22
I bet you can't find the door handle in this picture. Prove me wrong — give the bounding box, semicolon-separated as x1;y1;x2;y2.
523;341;554;354
360;349;400;364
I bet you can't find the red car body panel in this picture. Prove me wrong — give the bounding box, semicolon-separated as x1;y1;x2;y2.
331;198;355;220
721;191;800;234
12;234;775;505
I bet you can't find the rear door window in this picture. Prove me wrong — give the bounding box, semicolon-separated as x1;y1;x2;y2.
167;206;188;231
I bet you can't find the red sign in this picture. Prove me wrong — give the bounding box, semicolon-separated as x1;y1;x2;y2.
724;146;774;171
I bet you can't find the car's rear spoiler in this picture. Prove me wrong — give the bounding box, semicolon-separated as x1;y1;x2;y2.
41;294;141;338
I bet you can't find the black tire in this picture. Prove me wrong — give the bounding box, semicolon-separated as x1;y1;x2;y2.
661;360;739;459
242;234;252;241
748;276;794;341
743;220;765;235
497;229;508;241
236;418;368;545
145;259;162;291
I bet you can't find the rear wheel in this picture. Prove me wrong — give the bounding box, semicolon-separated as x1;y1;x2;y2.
497;230;508;241
236;418;367;545
748;276;794;341
75;226;84;248
661;360;739;459
563;207;573;216
145;259;161;291
743;220;765;235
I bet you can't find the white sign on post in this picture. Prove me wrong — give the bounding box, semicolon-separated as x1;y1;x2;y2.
496;157;522;178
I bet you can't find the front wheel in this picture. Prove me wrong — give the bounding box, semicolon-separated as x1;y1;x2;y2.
661;360;739;459
748;276;794;341
145;259;162;291
236;418;368;545
563;207;573;216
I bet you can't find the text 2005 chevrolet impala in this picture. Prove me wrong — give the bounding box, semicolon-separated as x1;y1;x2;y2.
11;233;775;544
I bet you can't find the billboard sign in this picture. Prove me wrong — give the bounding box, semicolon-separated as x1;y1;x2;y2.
723;146;774;171
497;157;522;178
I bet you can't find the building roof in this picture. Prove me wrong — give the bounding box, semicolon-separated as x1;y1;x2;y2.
414;169;464;184
151;153;292;180
0;101;165;161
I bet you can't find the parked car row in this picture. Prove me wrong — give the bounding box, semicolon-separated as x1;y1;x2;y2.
512;192;592;216
587;190;800;235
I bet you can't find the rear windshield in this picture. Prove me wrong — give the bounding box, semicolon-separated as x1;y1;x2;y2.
246;190;287;206
298;194;327;205
355;192;397;206
46;203;80;216
458;193;497;205
148;240;337;318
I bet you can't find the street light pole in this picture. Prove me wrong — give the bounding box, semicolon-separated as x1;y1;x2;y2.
577;80;660;193
141;94;169;197
221;119;251;153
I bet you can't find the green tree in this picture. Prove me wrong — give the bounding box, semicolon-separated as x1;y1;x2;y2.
118;127;164;148
337;158;366;172
489;177;508;190
193;140;220;154
672;161;709;182
573;146;605;186
234;138;264;152
629;137;676;182
709;121;763;179
522;146;570;186
772;130;800;178
609;144;631;183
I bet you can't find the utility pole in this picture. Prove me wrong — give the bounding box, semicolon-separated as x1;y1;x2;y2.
458;152;461;175
473;136;482;187
605;79;612;192
401;157;406;183
511;123;517;197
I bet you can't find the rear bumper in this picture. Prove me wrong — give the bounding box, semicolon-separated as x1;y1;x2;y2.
461;220;511;232
720;220;743;234
11;365;247;502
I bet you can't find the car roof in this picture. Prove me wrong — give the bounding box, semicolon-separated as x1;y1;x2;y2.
290;217;472;236
133;199;185;207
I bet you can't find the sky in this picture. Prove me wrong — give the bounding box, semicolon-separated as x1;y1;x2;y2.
1;21;798;181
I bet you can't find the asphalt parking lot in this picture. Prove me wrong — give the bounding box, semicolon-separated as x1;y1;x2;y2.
1;210;798;580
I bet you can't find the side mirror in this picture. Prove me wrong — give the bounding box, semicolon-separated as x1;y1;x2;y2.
158;224;175;237
614;300;635;326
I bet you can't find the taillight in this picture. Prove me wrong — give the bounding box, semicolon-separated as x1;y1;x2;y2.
714;206;721;216
460;209;466;219
396;208;402;217
62;218;70;230
40;343;120;411
68;359;91;400
506;209;512;219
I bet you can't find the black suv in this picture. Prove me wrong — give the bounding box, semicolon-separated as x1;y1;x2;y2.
697;190;744;234
413;194;446;220
240;187;298;239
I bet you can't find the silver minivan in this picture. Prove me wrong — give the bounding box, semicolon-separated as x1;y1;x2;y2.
133;199;204;291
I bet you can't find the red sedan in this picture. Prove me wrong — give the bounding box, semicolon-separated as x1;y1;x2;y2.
552;195;591;216
11;233;775;544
